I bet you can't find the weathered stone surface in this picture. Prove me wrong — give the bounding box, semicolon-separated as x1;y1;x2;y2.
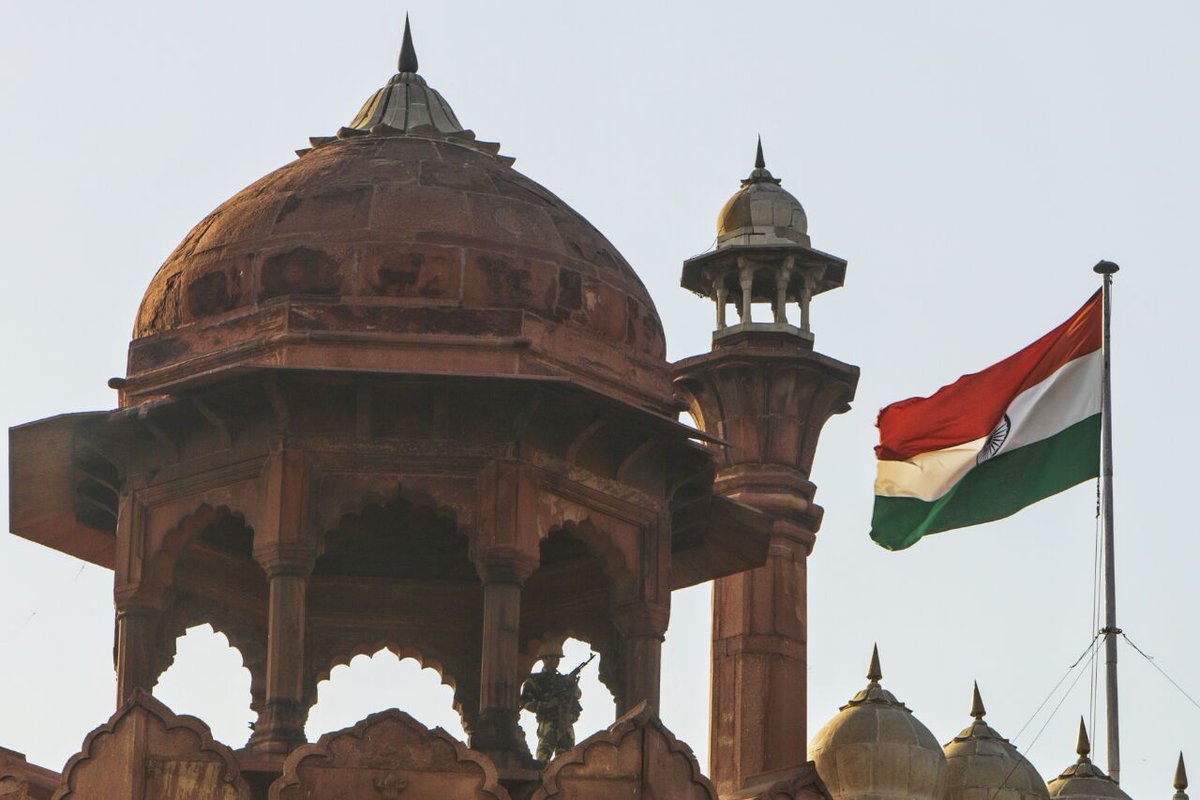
269;709;509;799
725;762;833;800
532;703;714;800
0;747;59;800
130;136;671;413
52;692;249;800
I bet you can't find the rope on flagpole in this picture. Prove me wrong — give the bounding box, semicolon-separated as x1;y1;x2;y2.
1121;633;1200;714
1011;632;1100;744
988;635;1101;800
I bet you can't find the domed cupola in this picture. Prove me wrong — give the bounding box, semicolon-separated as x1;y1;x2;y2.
943;683;1050;800
1046;720;1132;800
127;18;672;414
680;138;846;344
716;137;809;248
809;646;947;800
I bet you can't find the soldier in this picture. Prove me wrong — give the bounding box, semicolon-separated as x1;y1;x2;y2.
520;644;594;762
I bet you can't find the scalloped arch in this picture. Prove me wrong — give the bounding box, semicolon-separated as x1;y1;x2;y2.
308;642;471;733
546;519;637;604
144;503;255;603
319;481;465;551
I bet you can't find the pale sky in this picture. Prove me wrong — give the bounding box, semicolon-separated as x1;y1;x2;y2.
2;2;1198;798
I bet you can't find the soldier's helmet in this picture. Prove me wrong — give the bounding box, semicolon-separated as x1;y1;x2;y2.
537;641;566;660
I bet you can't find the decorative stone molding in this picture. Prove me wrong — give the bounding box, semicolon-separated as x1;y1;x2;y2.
53;691;249;800
725;763;833;800
270;709;509;799
533;702;715;800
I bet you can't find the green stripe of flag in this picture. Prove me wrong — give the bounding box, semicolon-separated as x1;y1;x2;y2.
870;414;1100;551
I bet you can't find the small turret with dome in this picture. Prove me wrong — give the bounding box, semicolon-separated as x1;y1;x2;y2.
680;138;847;344
808;646;947;800
942;683;1049;800
1046;719;1132;800
716;137;810;248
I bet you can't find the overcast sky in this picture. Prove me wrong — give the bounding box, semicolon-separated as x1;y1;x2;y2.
2;2;1197;798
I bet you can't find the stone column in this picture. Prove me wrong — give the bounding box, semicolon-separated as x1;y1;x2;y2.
774;257;794;324
248;553;313;755
614;605;669;715
472;552;537;765
710;523;811;795
738;260;754;323
673;337;858;796
115;603;162;704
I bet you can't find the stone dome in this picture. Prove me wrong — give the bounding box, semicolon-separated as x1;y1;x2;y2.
716;139;809;249
809;647;947;800
1046;721;1131;800
126;29;670;413
943;684;1049;800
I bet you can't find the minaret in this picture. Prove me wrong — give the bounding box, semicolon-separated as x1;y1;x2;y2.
673;141;859;795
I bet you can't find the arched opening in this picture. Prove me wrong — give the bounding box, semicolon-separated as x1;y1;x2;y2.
305;489;482;733
519;636;617;758
306;649;466;742
152;508;267;744
155;624;255;748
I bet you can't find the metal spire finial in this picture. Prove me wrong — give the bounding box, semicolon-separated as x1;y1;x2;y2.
755;136;766;170
970;681;986;720
867;644;882;683
1177;753;1189;792
398;14;419;73
1076;717;1092;760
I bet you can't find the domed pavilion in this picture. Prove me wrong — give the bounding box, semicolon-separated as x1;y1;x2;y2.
6;18;861;800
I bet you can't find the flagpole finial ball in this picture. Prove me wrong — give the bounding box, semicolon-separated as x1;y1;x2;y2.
1093;260;1120;275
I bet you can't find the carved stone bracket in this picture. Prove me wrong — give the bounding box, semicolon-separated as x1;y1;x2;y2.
533;702;715;800
53;691;249;800
269;709;510;799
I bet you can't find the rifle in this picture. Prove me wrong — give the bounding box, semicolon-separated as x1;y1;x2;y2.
566;652;597;681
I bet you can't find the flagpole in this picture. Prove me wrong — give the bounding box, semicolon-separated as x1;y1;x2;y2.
1094;258;1120;783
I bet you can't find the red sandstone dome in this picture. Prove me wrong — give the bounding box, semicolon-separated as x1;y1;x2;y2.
126;45;670;413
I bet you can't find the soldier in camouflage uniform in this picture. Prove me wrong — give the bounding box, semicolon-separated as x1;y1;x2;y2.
520;643;587;762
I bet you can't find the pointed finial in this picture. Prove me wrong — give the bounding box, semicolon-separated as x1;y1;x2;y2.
755;136;766;170
1177;753;1189;792
1076;717;1091;759
398;14;419;73
867;644;882;683
970;681;987;720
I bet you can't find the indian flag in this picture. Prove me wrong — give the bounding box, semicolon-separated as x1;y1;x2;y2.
871;291;1102;551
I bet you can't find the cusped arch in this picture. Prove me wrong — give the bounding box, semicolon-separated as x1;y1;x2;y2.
545;519;637;604
307;641;475;732
143;503;255;604
317;480;469;551
154;602;267;707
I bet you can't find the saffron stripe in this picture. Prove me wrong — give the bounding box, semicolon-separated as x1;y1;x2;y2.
876;291;1101;461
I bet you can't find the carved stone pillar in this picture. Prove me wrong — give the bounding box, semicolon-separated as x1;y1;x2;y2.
472;551;537;765
614;605;669;715
248;448;317;756
248;556;313;755
711;524;811;794
114;603;162;705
